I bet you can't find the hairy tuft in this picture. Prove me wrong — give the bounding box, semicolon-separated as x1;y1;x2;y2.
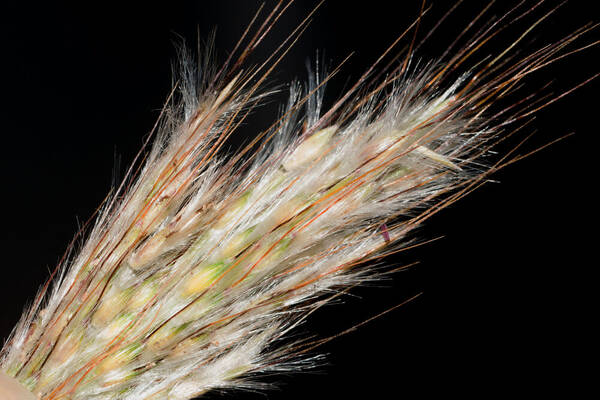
1;1;596;399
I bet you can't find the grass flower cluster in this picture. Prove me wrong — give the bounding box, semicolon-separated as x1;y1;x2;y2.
0;1;595;399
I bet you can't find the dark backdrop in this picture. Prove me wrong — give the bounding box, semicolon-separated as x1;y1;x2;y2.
0;1;596;398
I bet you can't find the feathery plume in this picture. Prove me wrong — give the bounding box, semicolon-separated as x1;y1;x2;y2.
1;1;596;399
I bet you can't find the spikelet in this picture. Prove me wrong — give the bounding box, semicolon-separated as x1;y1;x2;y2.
0;1;596;399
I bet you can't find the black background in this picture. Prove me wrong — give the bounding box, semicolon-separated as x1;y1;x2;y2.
0;1;596;398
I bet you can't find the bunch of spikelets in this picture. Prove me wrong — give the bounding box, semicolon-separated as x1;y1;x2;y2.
0;1;596;399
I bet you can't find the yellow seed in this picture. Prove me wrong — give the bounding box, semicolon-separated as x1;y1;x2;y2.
128;231;167;270
283;125;337;170
98;313;134;340
184;269;213;296
214;190;252;230
214;73;239;108
170;334;207;358
92;292;129;328
182;263;224;297
221;227;255;259
268;196;306;227
127;281;157;311
96;343;141;375
415;145;462;171
147;326;177;352
48;331;81;365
